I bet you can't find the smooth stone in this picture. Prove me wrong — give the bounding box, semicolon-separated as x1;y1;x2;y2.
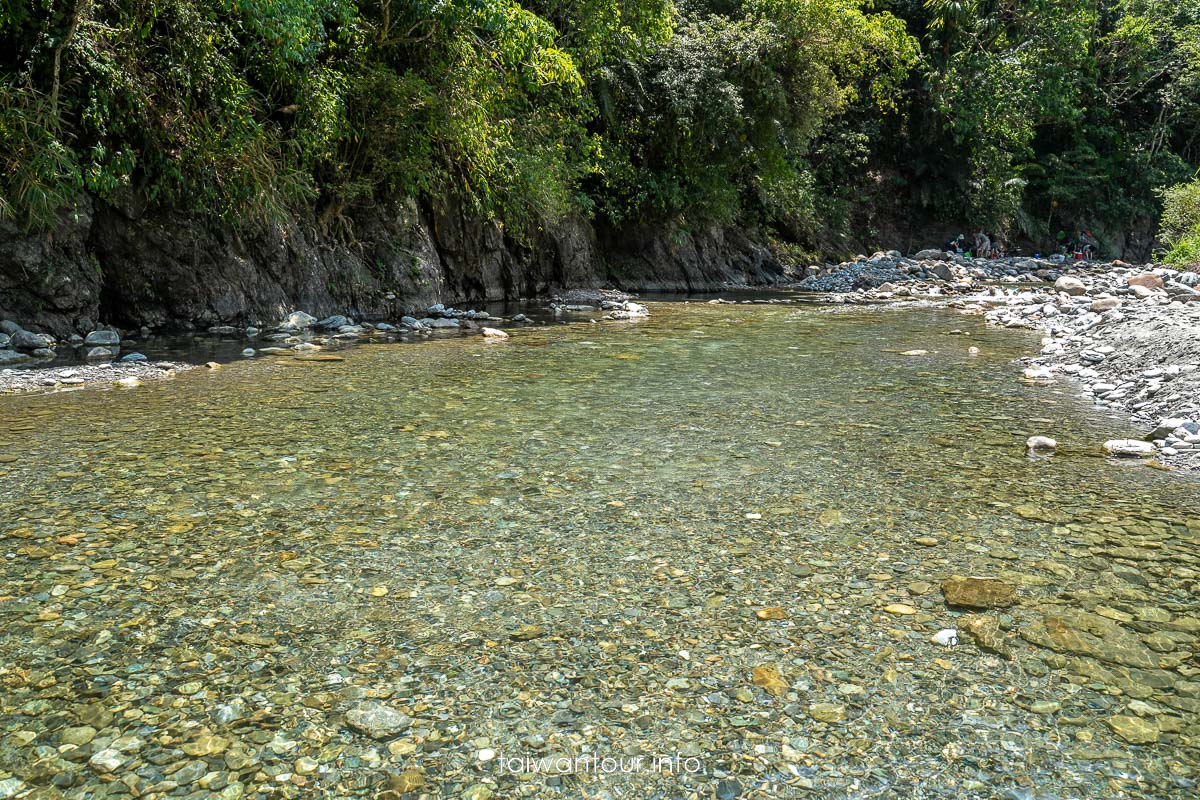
61;726;97;746
716;778;743;799
1026;435;1057;451
1102;439;1156;458
1106;715;1159;744
89;748;125;773
345;703;412;739
931;629;959;646
808;703;847;722
958;614;1010;657
84;329;121;346
0;350;31;365
942;576;1016;609
284;311;317;328
10;329;55;350
1054;276;1087;296
1127;273;1164;290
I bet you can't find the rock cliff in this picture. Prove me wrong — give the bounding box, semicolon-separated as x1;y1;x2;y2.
0;195;787;336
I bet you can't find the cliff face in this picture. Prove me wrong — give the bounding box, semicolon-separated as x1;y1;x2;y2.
0;195;787;336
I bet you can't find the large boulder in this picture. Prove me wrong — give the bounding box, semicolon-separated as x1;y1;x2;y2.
913;248;947;260
1149;418;1188;439
10;329;54;350
315;314;352;330
1103;439;1156;458
1127;273;1164;290
84;329;121;346
0;349;30;365
1054;276;1087;296
284;311;317;328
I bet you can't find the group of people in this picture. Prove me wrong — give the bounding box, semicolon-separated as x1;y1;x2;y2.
1057;229;1098;260
943;228;1099;260
946;232;1005;259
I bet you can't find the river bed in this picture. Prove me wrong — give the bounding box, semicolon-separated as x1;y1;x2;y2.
1;301;1197;799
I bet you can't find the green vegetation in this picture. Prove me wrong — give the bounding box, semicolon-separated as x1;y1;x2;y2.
2;0;1199;256
1159;178;1200;266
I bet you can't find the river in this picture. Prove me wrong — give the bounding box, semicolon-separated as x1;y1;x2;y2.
1;300;1196;799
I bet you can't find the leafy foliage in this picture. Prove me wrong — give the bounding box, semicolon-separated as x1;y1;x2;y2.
1159;178;1200;266
1;0;1198;257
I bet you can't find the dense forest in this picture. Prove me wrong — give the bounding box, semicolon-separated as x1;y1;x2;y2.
2;0;1200;263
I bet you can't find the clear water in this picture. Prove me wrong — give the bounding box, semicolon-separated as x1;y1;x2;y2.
1;301;1196;799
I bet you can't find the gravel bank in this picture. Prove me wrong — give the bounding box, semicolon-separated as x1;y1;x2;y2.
0;361;194;394
796;253;1200;472
980;265;1200;471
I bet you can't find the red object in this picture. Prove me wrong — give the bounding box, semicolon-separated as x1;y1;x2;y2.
1073;252;1084;260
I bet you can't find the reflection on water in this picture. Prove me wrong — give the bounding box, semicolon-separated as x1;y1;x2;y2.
1;302;1196;799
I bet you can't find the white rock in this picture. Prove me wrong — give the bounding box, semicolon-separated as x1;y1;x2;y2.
284;311;318;328
931;629;959;646
1102;439;1156;458
89;748;125;773
481;327;509;340
1026;436;1057;452
1023;366;1053;381
116;377;140;388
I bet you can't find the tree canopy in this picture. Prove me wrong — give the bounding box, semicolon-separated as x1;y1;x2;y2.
2;0;1198;259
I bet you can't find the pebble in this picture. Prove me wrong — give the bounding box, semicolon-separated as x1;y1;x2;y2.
808;703;847;722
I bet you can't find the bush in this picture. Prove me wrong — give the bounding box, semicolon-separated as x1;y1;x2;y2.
1159;179;1200;266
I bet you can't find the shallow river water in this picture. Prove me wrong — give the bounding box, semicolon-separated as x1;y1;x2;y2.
1;301;1198;800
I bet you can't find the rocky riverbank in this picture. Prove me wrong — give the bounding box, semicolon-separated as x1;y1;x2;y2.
0;290;649;394
795;248;1053;295
980;266;1200;471
794;250;1200;472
